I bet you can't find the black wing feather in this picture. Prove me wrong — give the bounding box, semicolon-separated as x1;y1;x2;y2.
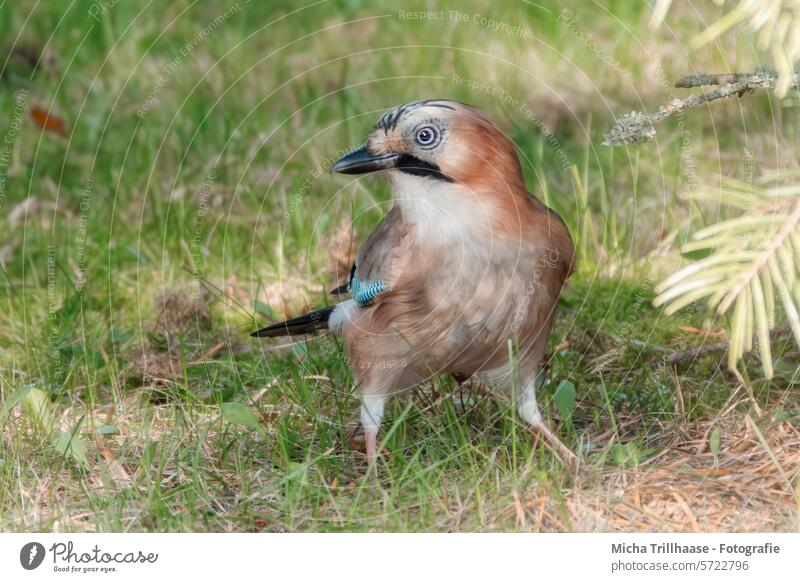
329;263;355;295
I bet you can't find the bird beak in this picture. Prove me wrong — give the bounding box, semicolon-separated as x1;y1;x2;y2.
332;145;400;175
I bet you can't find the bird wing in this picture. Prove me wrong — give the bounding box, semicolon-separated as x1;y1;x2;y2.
331;206;414;306
329;264;355;295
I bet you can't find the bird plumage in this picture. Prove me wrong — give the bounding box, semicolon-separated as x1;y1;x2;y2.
253;99;576;465
250;306;334;338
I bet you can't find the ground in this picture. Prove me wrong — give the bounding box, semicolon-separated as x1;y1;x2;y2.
0;0;798;532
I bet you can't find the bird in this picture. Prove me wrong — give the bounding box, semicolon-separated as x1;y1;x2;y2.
252;99;576;465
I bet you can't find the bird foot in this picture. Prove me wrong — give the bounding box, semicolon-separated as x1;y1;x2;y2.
526;421;578;472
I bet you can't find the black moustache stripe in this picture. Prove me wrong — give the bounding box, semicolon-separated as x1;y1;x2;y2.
395;154;453;182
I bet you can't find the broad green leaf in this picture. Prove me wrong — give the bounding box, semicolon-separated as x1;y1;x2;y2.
95;424;120;435
292;342;309;360
553;380;576;420
709;427;721;457
52;430;90;469
609;441;657;468
0;383;35;426
253;300;273;318
21;387;55;433
221;402;261;430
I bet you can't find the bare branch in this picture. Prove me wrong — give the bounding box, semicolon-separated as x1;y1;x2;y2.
666;322;792;365
604;67;800;146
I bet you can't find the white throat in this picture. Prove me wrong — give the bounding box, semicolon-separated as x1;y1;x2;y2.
390;172;496;249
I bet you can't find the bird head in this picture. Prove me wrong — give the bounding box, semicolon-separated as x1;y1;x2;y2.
332;100;524;192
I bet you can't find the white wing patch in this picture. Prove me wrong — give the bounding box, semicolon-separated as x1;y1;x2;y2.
328;299;357;332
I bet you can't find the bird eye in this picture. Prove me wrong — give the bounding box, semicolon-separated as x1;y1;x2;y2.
415;126;438;147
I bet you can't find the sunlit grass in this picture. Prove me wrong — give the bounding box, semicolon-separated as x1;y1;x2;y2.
0;0;798;532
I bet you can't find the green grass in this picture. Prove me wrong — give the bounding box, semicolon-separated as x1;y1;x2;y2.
1;0;798;532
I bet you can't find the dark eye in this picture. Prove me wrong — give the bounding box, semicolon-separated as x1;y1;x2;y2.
415;126;438;147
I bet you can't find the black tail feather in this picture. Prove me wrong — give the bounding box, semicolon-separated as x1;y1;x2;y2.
250;306;335;338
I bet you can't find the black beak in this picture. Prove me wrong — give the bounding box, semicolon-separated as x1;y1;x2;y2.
332;145;399;175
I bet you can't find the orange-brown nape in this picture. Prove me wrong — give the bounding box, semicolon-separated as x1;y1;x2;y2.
444;105;571;257
438;104;527;194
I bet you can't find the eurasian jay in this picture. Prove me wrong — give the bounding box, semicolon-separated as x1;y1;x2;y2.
253;100;576;465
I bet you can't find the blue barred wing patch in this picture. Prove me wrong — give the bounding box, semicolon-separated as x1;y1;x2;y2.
351;273;386;307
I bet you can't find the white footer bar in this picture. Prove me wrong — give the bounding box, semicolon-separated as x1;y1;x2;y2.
1;533;797;581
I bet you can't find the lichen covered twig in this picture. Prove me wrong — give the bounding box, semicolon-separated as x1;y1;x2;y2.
604;66;800;146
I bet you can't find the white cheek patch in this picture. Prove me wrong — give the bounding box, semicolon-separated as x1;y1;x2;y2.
328;299;357;332
436;138;471;176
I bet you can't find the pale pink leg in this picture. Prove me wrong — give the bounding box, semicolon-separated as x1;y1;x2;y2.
517;378;577;469
526;417;577;468
364;430;377;463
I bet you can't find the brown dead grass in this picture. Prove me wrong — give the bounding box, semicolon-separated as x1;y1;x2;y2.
323;219;357;290
5;380;798;532
517;412;800;532
124;287;216;385
155;287;213;338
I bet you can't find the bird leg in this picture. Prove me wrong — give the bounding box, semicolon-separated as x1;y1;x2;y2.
360;393;385;463
364;430;377;463
516;378;577;468
525;413;578;468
